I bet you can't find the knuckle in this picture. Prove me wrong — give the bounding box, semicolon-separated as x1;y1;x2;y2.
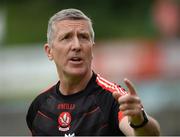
120;103;128;111
134;96;141;103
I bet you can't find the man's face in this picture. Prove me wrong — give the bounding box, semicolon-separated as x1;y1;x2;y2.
47;19;94;77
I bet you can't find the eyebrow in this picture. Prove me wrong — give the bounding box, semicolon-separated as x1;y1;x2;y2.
57;30;90;37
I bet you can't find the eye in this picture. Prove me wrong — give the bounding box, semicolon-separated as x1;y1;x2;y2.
63;34;71;40
59;33;71;41
79;34;90;40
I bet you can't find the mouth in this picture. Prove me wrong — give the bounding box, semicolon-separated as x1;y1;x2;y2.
70;57;82;62
69;57;83;64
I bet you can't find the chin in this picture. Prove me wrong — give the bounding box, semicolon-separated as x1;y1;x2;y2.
65;68;89;77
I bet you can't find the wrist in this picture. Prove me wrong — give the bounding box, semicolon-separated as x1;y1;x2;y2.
129;108;149;129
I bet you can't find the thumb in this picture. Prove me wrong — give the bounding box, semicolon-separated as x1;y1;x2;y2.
124;78;137;95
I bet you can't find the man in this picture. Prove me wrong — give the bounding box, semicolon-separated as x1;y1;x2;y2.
26;8;160;136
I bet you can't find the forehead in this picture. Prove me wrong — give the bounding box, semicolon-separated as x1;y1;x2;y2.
55;19;91;33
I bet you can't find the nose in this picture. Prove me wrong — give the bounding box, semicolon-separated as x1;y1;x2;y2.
71;36;81;52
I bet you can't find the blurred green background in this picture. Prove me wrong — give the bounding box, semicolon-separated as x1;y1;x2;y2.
0;0;180;135
2;0;156;46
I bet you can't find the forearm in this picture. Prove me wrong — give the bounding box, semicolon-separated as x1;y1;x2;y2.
120;116;160;136
133;116;160;136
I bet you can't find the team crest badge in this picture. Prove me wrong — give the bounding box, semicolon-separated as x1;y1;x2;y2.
58;112;72;131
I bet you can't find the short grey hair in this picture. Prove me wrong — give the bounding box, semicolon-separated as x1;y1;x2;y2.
47;8;95;46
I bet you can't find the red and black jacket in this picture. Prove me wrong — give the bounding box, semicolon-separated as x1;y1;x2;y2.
26;72;126;136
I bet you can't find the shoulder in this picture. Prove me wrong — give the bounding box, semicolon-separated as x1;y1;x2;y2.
93;73;127;111
28;82;58;114
26;82;57;131
27;82;57;117
32;82;57;106
95;74;127;96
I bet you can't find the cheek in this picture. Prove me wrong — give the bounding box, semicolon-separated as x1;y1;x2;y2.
52;48;65;62
89;47;93;57
85;48;93;61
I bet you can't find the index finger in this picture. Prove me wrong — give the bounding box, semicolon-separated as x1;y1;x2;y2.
124;78;137;96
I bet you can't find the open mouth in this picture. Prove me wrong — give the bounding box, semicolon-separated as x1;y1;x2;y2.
69;57;83;64
70;57;82;62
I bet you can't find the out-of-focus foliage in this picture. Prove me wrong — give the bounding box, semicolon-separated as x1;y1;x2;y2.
2;0;156;46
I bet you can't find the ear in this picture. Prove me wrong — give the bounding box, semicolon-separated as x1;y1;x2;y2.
44;43;53;61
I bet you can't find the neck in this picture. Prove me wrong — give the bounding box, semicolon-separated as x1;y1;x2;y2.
59;71;93;95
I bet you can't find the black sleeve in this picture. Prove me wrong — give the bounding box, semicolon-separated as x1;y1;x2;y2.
110;98;121;128
26;96;40;132
109;97;125;135
95;90;125;135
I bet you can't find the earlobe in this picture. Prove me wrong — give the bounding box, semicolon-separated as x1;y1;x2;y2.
44;43;53;61
48;55;53;61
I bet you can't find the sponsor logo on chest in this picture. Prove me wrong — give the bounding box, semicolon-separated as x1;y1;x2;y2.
57;103;75;110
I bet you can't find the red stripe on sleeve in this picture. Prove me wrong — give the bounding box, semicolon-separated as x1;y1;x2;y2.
96;74;127;96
